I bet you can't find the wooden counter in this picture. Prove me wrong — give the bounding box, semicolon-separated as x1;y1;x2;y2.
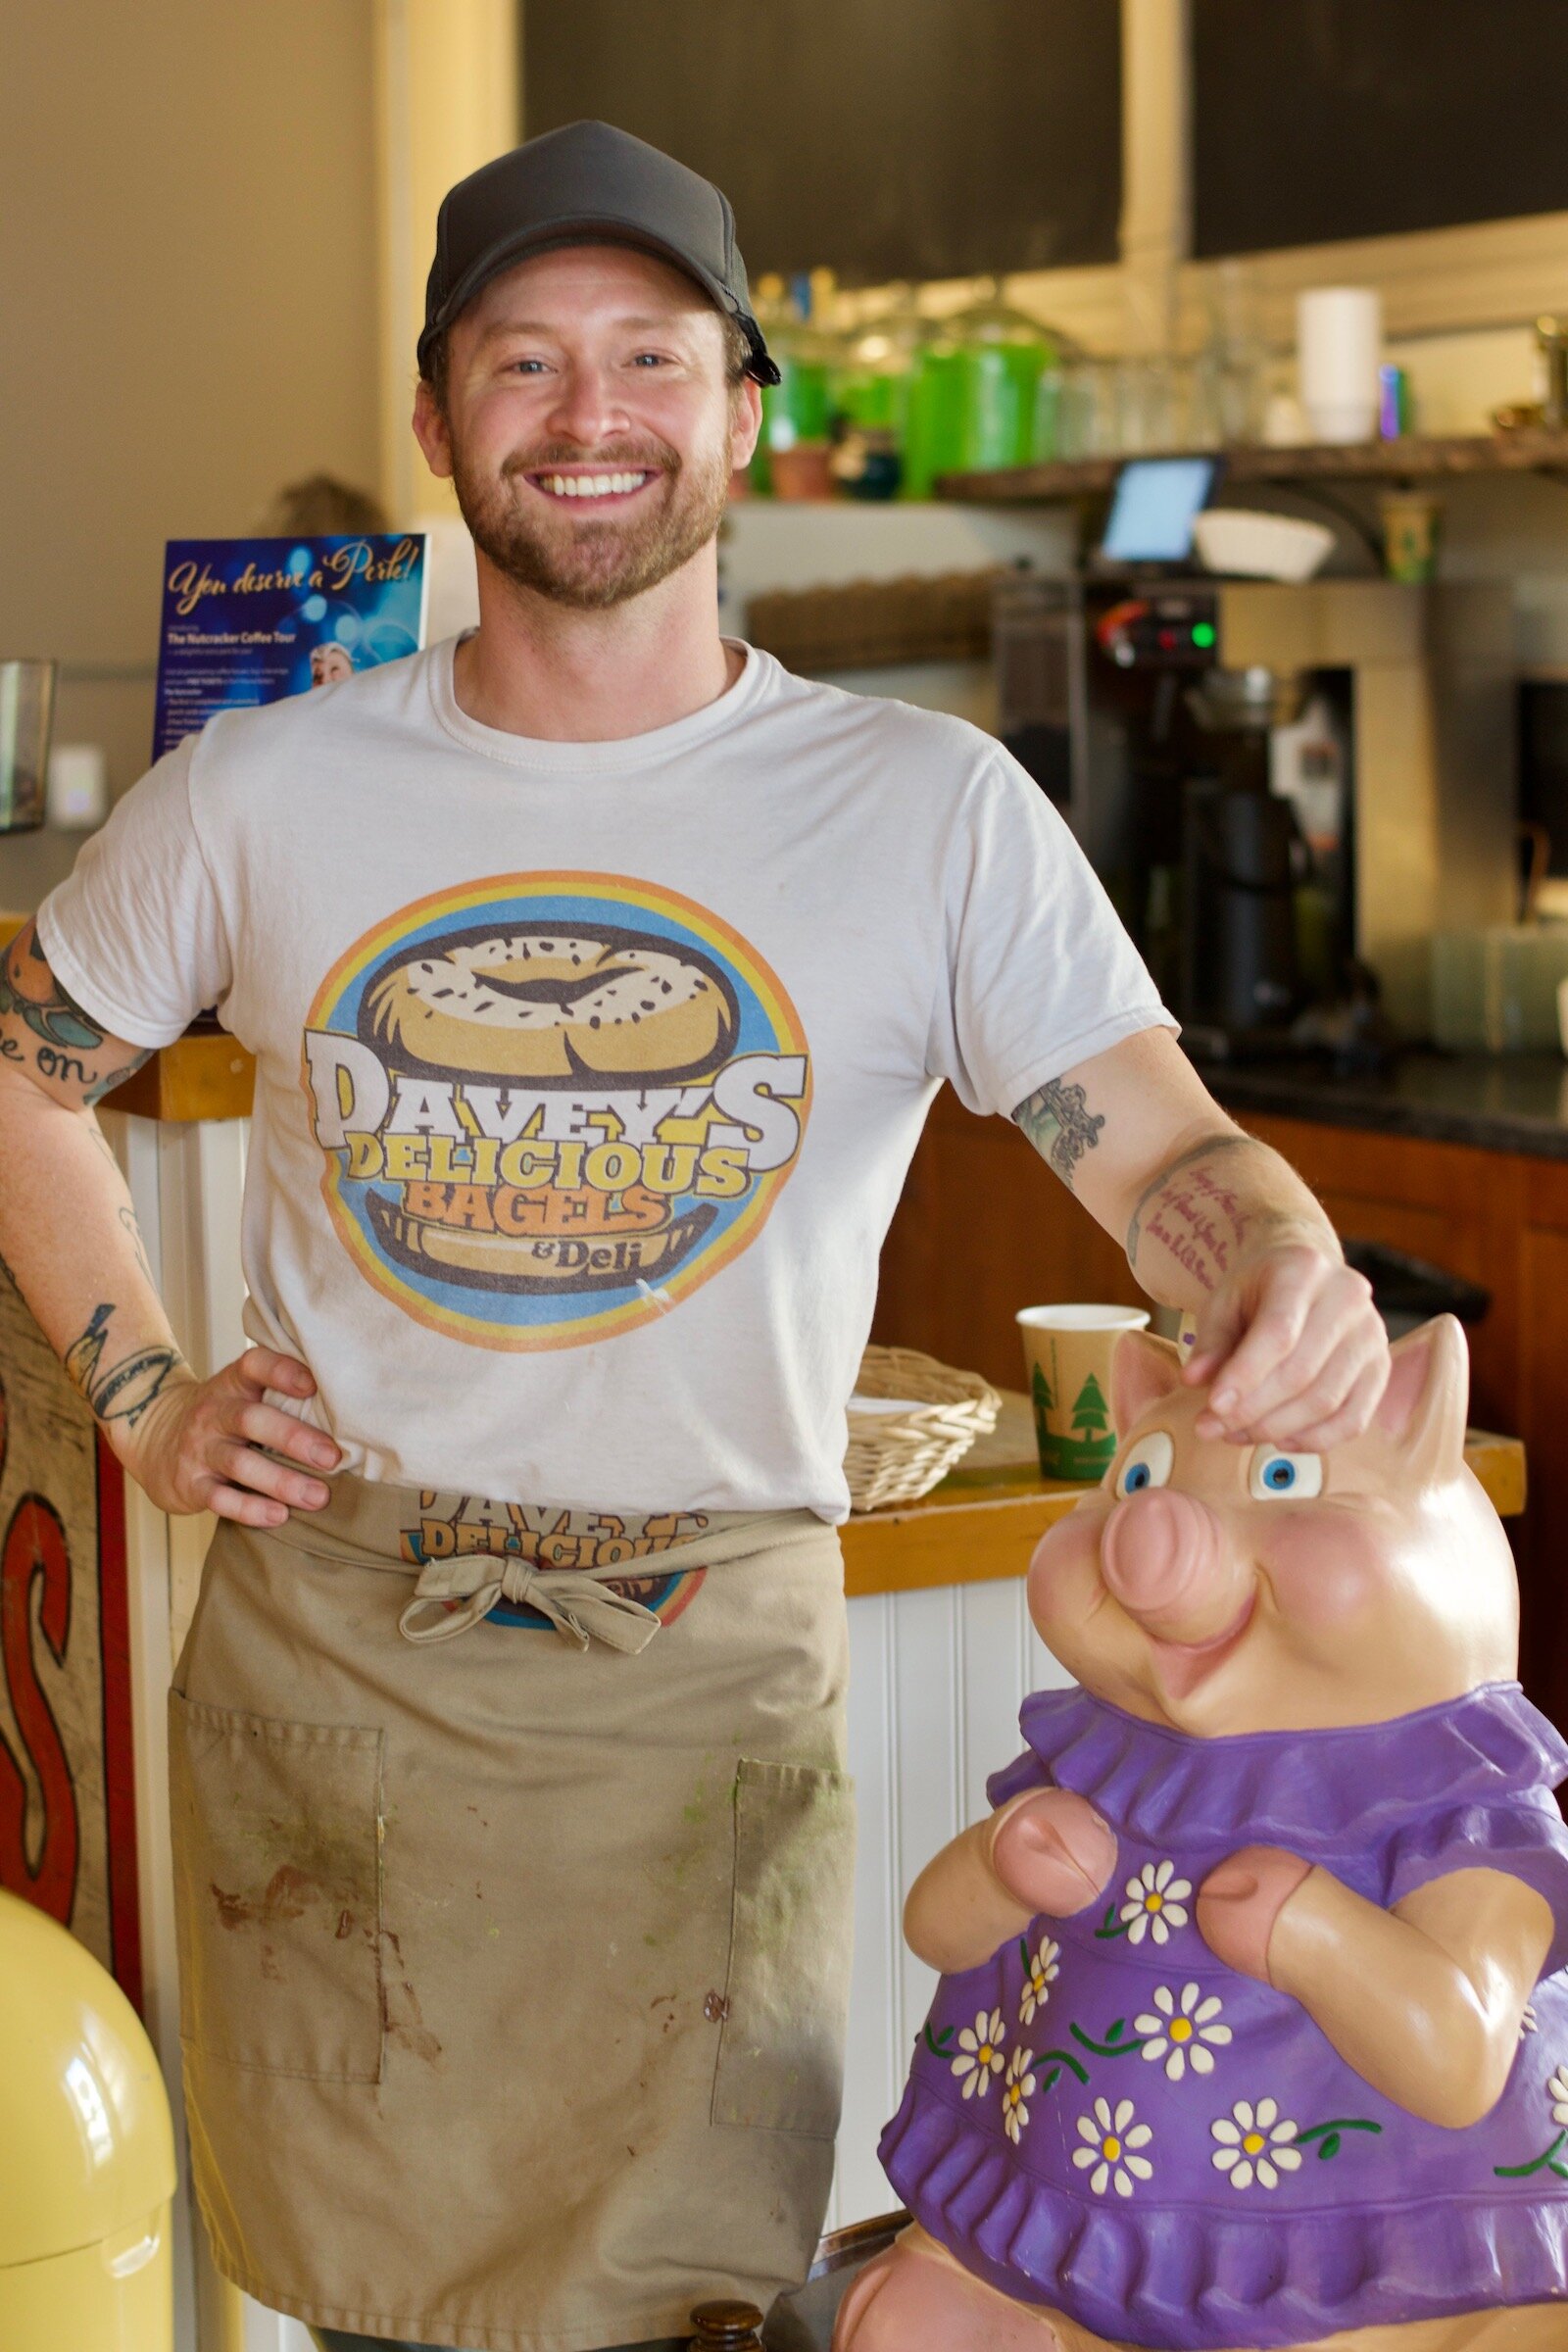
104;1031;255;1122
840;1390;1525;1600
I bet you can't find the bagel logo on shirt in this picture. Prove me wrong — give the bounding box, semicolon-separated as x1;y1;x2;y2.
301;874;811;1348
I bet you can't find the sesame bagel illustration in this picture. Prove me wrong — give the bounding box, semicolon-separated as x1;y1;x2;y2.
363;921;738;1082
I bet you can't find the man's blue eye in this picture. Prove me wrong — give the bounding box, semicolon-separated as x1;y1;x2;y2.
1263;1457;1296;1491
1124;1462;1152;1493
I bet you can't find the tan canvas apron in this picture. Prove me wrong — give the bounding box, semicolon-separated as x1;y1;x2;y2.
168;1476;856;2352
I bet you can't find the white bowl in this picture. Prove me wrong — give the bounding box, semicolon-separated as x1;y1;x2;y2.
1191;509;1336;584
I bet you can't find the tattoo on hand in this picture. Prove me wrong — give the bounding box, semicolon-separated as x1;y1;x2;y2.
64;1301;183;1429
1013;1079;1106;1192
1127;1134;1251;1291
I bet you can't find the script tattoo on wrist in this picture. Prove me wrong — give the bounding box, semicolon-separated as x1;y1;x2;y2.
64;1301;184;1430
0;923;151;1102
1126;1133;1252;1296
1013;1079;1106;1192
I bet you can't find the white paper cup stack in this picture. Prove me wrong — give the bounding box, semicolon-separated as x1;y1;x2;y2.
1297;287;1383;445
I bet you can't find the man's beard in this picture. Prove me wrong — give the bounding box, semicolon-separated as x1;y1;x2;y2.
449;425;732;612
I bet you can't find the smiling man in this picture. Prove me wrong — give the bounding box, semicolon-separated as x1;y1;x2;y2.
0;121;1388;2352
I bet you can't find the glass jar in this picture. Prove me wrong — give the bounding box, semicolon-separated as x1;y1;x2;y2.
905;278;1070;492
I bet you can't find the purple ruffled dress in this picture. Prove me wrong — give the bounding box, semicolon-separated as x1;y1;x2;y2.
879;1682;1568;2348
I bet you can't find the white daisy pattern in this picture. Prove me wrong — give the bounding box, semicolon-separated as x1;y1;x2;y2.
1210;2097;1303;2190
1119;1859;1192;1945
1072;2096;1153;2198
1134;1981;1231;2081
1019;1935;1061;2026
951;2008;1006;2100
1519;2000;1538;2039
1548;2065;1568;2128
1002;2047;1037;2144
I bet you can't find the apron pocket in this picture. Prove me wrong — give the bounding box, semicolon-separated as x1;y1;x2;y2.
711;1756;856;2137
169;1690;384;2082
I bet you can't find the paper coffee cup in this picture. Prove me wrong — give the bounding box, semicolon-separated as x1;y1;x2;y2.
1381;490;1443;583
1016;1304;1151;1482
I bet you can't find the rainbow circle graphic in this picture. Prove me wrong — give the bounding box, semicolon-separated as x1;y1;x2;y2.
302;872;812;1349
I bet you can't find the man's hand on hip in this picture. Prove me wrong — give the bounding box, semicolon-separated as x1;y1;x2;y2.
123;1347;341;1527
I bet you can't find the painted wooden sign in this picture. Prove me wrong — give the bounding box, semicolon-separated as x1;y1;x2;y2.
0;1270;141;2007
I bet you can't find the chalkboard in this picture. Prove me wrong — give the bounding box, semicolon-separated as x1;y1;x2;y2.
520;0;1121;286
1194;0;1568;258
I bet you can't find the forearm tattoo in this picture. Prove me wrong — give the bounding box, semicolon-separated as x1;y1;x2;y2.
118;1203;156;1288
1013;1078;1106;1192
0;924;152;1103
64;1300;184;1430
1126;1133;1252;1295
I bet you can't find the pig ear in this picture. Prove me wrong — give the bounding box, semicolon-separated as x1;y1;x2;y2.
1372;1314;1469;1478
1111;1329;1186;1434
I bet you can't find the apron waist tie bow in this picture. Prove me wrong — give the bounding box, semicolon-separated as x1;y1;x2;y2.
398;1551;663;1652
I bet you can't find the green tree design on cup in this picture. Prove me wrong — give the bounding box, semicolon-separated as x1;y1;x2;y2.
1016;1305;1151;1482
1031;1362;1055;1459
1072;1372;1110;1445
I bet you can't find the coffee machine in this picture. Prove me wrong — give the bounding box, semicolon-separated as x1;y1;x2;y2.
994;571;1517;1052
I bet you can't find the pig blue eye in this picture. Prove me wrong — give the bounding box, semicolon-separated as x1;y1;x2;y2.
1249;1447;1324;1500
1115;1431;1174;1496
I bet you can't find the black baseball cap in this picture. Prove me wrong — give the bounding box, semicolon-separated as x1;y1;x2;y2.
419;120;781;387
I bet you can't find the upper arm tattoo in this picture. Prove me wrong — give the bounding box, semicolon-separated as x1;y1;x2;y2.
1013;1078;1106;1192
0;922;152;1104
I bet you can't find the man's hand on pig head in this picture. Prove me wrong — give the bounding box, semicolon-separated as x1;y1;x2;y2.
1184;1232;1391;1453
1026;1314;1518;1740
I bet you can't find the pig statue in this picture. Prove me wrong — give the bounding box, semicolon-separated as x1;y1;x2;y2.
835;1317;1568;2352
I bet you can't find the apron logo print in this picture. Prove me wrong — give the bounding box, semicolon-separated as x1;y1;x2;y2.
397;1495;712;1635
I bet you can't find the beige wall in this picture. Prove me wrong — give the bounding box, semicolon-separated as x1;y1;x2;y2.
0;1;381;901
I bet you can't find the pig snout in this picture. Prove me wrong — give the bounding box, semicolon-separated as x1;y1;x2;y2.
1100;1488;1250;1644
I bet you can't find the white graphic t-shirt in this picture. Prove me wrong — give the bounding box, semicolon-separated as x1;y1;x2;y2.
38;638;1172;1519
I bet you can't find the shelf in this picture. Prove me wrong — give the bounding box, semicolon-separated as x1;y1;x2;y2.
935;428;1568;505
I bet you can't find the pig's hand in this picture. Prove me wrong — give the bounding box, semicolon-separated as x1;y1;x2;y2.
1197;1844;1315;1983
1200;1852;1554;2129
904;1789;1116;1976
991;1789;1119;1920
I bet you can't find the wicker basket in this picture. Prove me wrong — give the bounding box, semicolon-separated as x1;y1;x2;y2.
845;1346;1003;1511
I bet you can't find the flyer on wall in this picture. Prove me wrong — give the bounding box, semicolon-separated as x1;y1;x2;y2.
152;532;428;759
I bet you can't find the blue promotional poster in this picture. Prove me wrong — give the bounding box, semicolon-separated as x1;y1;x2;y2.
153;533;428;759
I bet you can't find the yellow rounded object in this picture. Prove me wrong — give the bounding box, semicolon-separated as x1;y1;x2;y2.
0;2217;172;2349
0;1889;174;2346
